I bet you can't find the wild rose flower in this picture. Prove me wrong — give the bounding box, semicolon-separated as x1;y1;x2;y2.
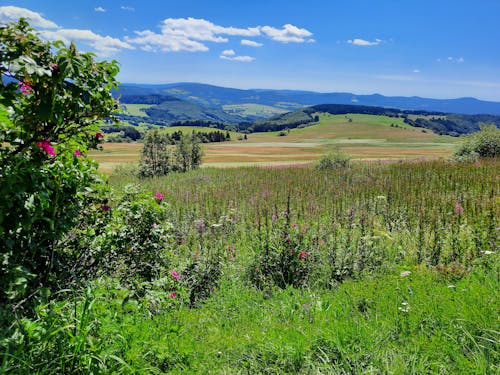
19;82;33;95
50;63;59;71
37;140;56;156
170;292;177;298
96;132;104;140
454;202;464;215
74;149;82;156
298;251;308;259
155;192;164;200
170;270;181;280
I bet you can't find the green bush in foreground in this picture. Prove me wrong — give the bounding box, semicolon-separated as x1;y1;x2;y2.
0;19;119;306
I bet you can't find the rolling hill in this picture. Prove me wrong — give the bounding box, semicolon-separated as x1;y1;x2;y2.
115;82;500;116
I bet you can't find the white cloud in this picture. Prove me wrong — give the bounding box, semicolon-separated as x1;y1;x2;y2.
94;7;106;13
439;56;464;63
413;69;421;73
161;17;260;43
120;6;135;12
241;39;263;47
40;28;134;57
126;29;208;52
219;49;253;62
128;18;313;52
260;24;314;43
0;5;58;28
348;38;382;46
0;6;133;56
220;54;255;62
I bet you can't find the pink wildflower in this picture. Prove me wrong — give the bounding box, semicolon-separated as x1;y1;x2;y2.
271;214;277;221
298;251;308;260
155;192;164;200
19;82;33;95
50;63;59;71
170;270;181;280
37;140;56;156
170;292;177;298
454;202;464;215
291;223;298;229
96;132;104;140
74;149;82;156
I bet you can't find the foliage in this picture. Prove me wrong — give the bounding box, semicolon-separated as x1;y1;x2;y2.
138;129;202;177
454;124;500;161
63;185;173;284
0;19;119;306
314;149;351;170
248;216;316;290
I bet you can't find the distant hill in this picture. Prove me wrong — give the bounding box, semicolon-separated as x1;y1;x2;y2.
248;104;500;135
116;82;500;116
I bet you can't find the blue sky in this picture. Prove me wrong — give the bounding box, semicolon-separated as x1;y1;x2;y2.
2;1;500;100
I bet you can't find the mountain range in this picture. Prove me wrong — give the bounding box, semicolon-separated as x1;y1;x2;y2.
115;82;500;116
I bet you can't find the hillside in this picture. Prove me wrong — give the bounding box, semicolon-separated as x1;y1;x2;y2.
116;82;500;115
251;104;500;135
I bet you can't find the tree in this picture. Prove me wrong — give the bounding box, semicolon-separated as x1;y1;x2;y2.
0;19;119;305
138;129;172;177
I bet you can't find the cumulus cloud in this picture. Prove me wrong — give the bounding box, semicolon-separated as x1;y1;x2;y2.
127;17;313;52
126;29;208;52
241;39;263;47
0;5;58;28
260;24;314;43
40;28;134;56
120;6;135;12
1;6;134;56
219;49;254;62
347;38;382;46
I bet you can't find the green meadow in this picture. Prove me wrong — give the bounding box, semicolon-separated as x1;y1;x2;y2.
90;113;458;172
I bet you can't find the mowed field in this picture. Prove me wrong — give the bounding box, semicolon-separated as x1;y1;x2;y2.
89;113;458;172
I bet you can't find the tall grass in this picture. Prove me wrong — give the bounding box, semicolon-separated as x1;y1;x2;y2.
2;159;498;373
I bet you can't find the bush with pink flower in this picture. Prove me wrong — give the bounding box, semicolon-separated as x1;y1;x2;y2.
0;19;119;305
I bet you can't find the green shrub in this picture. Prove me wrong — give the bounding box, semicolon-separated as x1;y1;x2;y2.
314;149;351;170
0;19;118;306
454;124;500;161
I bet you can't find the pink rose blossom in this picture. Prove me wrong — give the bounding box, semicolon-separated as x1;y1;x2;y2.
155;192;164;200
37;140;56;156
74;150;82;156
170;270;181;280
298;251;308;260
19;82;33;95
96;132;104;140
170;292;177;298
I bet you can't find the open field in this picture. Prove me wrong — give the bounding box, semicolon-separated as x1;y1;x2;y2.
122;104;152;117
89;113;458;172
222;103;289;117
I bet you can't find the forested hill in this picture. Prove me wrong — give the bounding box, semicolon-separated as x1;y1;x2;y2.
116;82;500;115
247;104;500;135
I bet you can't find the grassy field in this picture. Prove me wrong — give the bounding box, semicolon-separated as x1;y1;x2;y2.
122;104;153;117
223;103;289;117
4;159;497;373
89;113;458;172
